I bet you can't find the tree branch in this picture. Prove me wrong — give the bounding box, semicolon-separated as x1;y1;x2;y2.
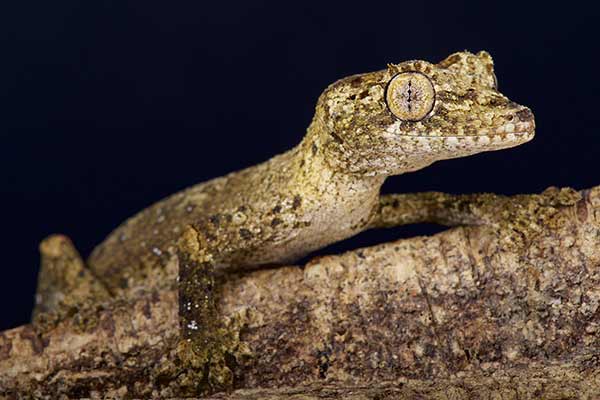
1;186;599;398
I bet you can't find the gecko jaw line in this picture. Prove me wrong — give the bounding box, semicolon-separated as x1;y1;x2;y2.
398;132;533;139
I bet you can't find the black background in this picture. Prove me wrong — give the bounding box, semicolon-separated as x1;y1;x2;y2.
1;1;598;330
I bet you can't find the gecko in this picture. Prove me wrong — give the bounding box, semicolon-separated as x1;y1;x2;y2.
33;50;535;390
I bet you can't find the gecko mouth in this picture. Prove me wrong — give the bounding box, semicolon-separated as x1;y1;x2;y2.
397;121;535;139
396;119;535;156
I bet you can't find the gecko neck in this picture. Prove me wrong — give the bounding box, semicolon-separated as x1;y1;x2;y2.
285;124;386;235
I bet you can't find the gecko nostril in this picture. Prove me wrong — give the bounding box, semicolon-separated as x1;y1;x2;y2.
516;109;534;122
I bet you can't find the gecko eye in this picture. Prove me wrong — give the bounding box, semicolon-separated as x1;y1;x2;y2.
385;71;435;121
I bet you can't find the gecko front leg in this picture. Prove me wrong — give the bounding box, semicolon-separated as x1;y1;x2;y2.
173;224;263;393
369;188;581;249
369;192;509;229
172;226;227;392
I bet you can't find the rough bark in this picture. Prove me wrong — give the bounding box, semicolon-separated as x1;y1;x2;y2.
1;186;599;399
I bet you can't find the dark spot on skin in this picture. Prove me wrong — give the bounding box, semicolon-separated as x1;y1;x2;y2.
358;90;369;99
224;352;239;381
239;228;252;240
435;107;449;120
0;333;12;361
142;301;152;319
99;315;116;337
329;131;344;144
516;108;534;122
206;233;217;242
151;289;161;304
349;76;362;88
464;348;472;360
209;214;220;226
441;54;461;67
299;159;305;168
576;191;589;222
271;205;282;214
488;97;504;106
465;125;479;135
238;205;247;212
435;91;455;102
119;278;129;289
398;120;412;131
294;299;310;323
19;326;44;354
312;143;318;156
424;344;436;357
475;340;502;362
225;213;233;223
271;218;283;227
292;195;302;210
464;89;477;100
316;347;332;379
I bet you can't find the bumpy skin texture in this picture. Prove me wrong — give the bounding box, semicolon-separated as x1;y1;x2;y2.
32;51;535;391
85;50;533;291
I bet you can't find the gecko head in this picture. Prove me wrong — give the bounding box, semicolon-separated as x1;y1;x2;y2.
316;50;535;176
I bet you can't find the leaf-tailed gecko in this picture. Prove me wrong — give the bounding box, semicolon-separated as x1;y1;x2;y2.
33;50;535;387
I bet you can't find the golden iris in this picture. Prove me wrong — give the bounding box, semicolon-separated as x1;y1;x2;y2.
385;72;435;121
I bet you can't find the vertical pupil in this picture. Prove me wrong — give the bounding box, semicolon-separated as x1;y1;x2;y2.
407;80;412;112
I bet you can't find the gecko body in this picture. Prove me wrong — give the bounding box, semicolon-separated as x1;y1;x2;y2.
86;51;533;293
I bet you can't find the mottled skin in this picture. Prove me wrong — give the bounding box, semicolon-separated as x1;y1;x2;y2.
34;51;535;392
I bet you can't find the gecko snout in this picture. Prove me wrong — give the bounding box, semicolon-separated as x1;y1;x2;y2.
495;105;535;145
